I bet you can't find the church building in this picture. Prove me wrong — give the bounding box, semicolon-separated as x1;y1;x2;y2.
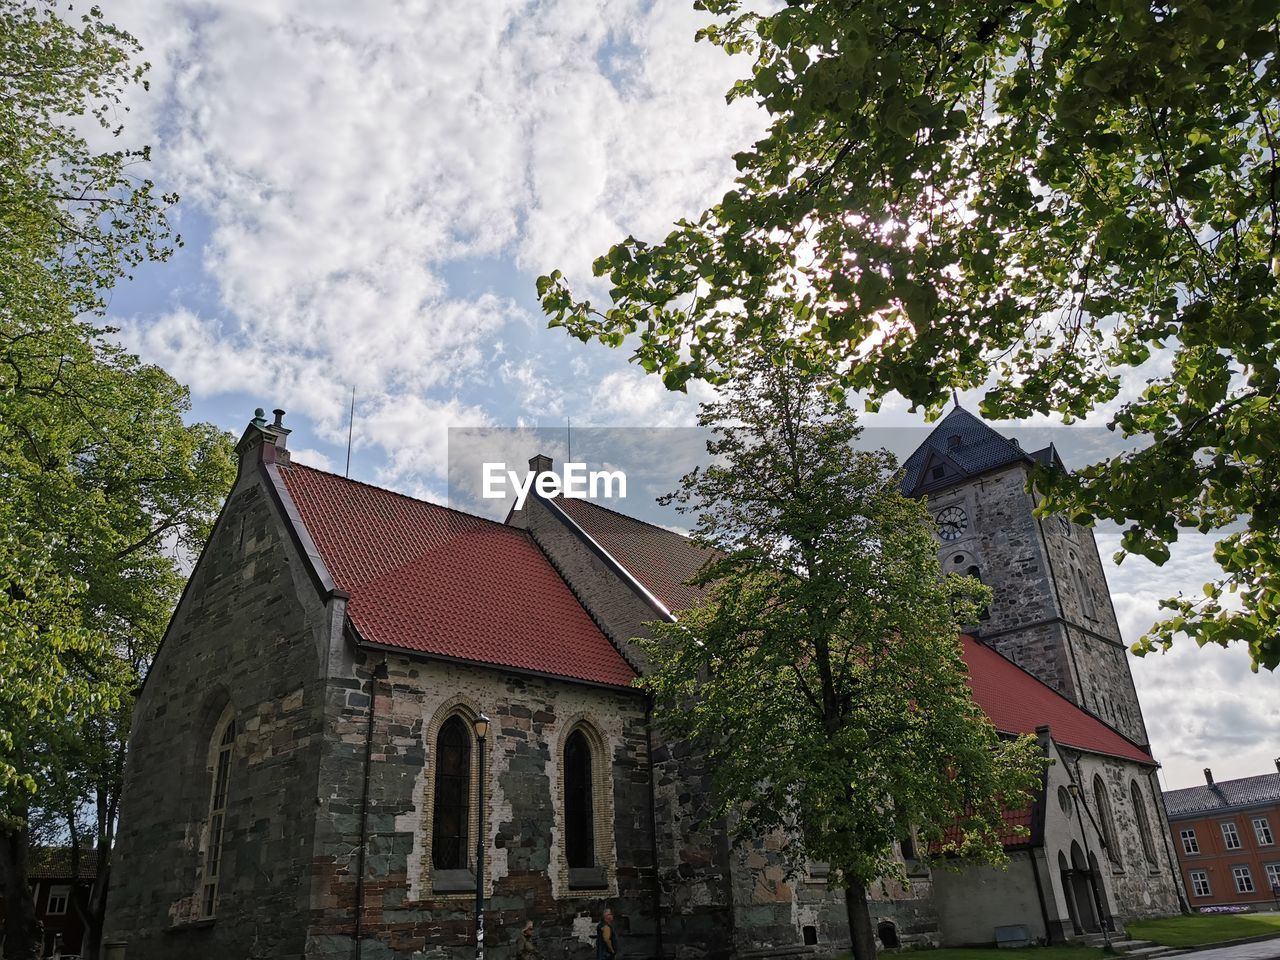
102;407;1185;960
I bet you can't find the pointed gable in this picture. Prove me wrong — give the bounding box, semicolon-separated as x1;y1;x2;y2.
900;406;1031;495
277;463;638;689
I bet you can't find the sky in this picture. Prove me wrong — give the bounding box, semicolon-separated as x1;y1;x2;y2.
99;0;1277;792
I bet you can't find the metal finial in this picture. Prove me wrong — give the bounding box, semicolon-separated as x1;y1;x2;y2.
251;407;267;427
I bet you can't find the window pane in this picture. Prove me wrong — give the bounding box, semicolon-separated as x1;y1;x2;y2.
1181;829;1199;855
1233;866;1254;893
433;716;471;870
564;730;595;869
1254;818;1274;845
1222;822;1241;849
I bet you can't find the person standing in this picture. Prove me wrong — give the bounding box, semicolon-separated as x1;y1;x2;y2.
516;920;543;960
595;908;619;960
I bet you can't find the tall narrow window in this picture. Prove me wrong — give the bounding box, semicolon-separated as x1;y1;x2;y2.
1130;780;1158;868
1070;554;1097;620
432;715;472;870
1093;774;1121;867
564;729;595;868
201;718;235;918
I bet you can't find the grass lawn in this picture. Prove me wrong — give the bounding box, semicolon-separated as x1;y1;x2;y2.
1126;913;1280;947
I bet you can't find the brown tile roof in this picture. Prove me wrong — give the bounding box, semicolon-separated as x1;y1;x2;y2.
28;848;99;880
553;496;717;613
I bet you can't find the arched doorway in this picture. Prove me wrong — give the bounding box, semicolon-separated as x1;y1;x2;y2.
1059;843;1100;934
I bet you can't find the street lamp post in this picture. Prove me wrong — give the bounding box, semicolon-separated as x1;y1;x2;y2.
473;713;491;960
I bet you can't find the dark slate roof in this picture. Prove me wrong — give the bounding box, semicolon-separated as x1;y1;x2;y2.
1164;772;1280;817
901;406;1049;495
278;464;638;689
29;848;99;880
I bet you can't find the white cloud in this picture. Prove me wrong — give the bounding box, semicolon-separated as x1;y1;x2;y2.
104;0;764;485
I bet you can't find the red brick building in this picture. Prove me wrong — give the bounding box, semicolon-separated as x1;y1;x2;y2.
1165;763;1280;909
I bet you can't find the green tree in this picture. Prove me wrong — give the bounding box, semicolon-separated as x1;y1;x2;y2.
1;3;235;957
639;355;1044;960
540;0;1280;670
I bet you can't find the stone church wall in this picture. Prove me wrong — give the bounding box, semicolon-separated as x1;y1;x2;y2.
1067;753;1182;921
513;493;740;958
105;465;336;960
303;652;660;960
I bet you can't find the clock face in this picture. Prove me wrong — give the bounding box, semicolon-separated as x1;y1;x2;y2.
936;506;968;541
1057;514;1072;536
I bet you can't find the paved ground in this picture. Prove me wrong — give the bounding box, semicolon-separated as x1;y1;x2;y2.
1183;938;1280;960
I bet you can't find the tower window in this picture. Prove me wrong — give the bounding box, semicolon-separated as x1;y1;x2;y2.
432;715;472;870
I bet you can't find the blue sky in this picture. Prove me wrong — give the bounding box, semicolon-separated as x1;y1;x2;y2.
102;0;1277;790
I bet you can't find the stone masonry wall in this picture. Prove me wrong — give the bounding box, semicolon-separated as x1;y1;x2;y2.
1068;752;1182;921
303;651;659;960
925;466;1079;701
104;458;334;960
513;492;739;958
1040;515;1148;747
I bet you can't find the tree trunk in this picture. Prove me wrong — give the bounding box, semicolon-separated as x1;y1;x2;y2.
844;880;877;960
0;823;40;960
83;861;109;960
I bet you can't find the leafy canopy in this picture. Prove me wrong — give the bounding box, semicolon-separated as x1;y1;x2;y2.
539;0;1280;669
638;355;1045;940
0;0;234;815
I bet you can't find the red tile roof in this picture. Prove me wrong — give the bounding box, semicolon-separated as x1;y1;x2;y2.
547;497;1154;764
938;803;1036;852
277;464;638;689
554;496;716;613
961;636;1152;764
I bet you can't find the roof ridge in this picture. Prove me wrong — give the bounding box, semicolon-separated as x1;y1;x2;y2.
285;461;520;534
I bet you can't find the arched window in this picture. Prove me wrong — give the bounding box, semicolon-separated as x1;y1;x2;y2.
966;565;990;620
201;717;235;918
1131;780;1158;868
1069;553;1098;620
1093;774;1122;867
564;729;595;868
432;715;472;870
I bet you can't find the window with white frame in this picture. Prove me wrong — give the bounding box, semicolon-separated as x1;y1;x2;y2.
1181;828;1199;855
1233;865;1255;894
200;716;236;918
1190;870;1211;898
46;885;70;915
1222;821;1242;850
1254;817;1274;846
1266;863;1280;892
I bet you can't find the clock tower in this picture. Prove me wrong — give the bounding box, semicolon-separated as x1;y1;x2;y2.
901;406;1149;748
